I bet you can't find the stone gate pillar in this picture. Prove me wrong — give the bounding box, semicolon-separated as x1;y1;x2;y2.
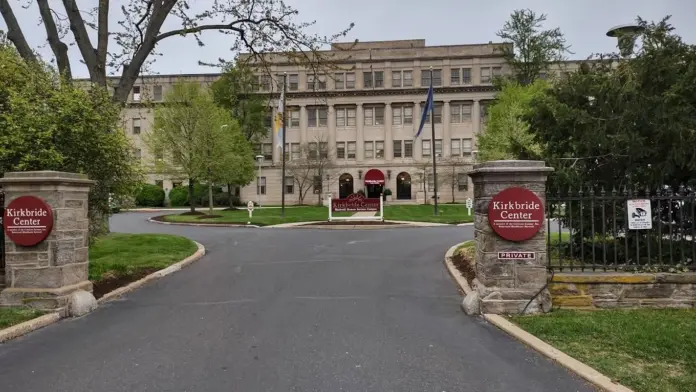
0;171;95;315
468;160;554;314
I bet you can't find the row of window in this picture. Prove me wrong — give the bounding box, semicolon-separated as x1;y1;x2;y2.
255;67;503;92
254;138;473;161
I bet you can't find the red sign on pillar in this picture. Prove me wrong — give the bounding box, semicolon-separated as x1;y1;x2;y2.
3;196;54;247
488;187;544;242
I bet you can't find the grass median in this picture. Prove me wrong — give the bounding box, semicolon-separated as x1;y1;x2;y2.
0;307;44;329
89;233;198;298
510;309;696;392
159;204;473;226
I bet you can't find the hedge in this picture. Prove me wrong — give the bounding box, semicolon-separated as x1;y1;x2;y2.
135;184;165;207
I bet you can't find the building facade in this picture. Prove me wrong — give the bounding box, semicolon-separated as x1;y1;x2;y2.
121;39;520;205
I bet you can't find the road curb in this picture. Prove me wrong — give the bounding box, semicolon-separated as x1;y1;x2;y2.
0;312;61;344
483;314;634;392
147;217;260;228
444;241;473;294
97;241;206;304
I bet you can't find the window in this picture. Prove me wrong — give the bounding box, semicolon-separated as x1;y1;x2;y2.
258;75;271;91
285;176;294;194
347;142;356;159
313;176;322;194
404;140;413;158
308;106;328;127
132;86;141;101
393;140;402;158
307;74;326;90
257;176;266;195
289;108;300;127
264;112;273;129
434;139;442;157
253;143;261;156
262;143;273;161
425;103;443;123
480;103;489;123
493;66;502;78
363;71;384;88
334;72;355;89
375;141;384;159
393;104;414;126
284;143;290;161
481;67;491;84
451;139;461;156
462;68;472;84
135;148;142;160
392;71;401;87
427;173;434;191
288;74;298;91
336;107;356;127
291;143;300;160
153;85;163;101
308;142;318;159
451;68;460;85
450;103;473;123
392;106;402;125
155;180;163;188
173;181;182;188
422;139;431;157
364;141;374;159
364;106;384;126
319;142;328;159
132;118;141;134
458;173;469;191
421;69;442;86
462;138;473;155
403;70;412;87
336;142;346;159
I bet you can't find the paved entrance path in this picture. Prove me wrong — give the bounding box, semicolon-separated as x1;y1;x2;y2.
351;211;376;218
0;213;594;392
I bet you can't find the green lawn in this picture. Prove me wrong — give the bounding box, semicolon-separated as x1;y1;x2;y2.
0;307;44;329
89;233;198;281
510;309;696;392
160;204;474;225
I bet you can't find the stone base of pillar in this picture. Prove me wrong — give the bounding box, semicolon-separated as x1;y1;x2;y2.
477;285;552;314
0;280;93;316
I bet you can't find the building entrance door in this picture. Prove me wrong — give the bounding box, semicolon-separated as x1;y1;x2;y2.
396;172;412;199
364;169;385;199
339;173;354;199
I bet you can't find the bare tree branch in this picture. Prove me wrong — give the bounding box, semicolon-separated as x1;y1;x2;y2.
62;0;99;83
37;0;71;79
96;0;109;75
0;0;36;62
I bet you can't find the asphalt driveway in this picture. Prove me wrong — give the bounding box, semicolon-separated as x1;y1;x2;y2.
0;213;595;392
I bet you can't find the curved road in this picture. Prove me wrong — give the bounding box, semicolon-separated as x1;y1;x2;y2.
0;213;594;392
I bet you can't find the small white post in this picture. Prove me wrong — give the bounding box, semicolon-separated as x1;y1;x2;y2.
466;197;473;216
328;196;333;222
380;193;384;221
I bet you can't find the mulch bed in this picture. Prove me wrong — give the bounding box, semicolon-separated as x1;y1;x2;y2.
179;211;205;216
451;250;476;286
301;221;402;226
197;215;222;219
91;267;159;299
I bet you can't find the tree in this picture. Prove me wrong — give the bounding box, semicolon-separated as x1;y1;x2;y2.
477;79;549;162
0;1;354;104
146;81;220;213
439;156;472;203
212;123;256;210
0;39;141;238
496;9;572;85
211;64;270;143
411;159;446;205
286;136;337;205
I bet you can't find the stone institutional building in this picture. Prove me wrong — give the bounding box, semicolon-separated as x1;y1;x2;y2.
121;39;574;205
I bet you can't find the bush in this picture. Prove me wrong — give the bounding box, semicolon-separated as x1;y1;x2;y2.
213;192;229;207
169;187;188;207
135;184;165;207
383;188;393;196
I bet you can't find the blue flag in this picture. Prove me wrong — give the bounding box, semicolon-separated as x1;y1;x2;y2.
415;83;434;139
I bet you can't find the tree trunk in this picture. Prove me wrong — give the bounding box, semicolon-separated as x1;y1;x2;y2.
208;182;214;215
188;179;195;213
227;183;234;209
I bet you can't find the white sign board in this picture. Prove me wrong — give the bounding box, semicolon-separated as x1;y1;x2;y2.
465;197;473;215
247;201;255;212
627;199;652;230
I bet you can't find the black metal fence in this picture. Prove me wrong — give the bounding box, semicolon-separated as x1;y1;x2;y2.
0;189;4;272
546;186;696;272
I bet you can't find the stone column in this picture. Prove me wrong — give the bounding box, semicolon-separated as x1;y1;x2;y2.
356;103;364;161
467;160;554;315
385;103;393;162
0;171;95;315
414;101;422;160
327;104;336;198
443;101;451;157
300;105;308;145
472;100;481;136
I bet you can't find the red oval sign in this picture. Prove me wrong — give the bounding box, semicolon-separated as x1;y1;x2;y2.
488;187;544;242
3;196;54;247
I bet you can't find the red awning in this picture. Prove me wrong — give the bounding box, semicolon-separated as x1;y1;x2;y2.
364;169;385;185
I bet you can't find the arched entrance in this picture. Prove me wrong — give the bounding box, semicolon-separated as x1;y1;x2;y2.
396;172;412;200
339;173;354;199
364;169;385;198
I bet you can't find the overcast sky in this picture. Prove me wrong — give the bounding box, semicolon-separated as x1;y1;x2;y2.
2;0;695;77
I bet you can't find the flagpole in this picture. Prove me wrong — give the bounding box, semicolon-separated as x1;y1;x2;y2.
281;73;288;217
430;66;439;216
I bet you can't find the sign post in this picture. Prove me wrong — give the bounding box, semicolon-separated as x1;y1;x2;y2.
466;197;473;216
247;200;255;224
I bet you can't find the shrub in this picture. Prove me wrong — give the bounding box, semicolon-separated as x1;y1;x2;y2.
168;187;188;207
213;192;229;207
135;184;165;207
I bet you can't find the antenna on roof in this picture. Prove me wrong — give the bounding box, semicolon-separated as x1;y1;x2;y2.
607;24;644;57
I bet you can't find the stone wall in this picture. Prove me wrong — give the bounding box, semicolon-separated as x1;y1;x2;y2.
550;273;696;309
